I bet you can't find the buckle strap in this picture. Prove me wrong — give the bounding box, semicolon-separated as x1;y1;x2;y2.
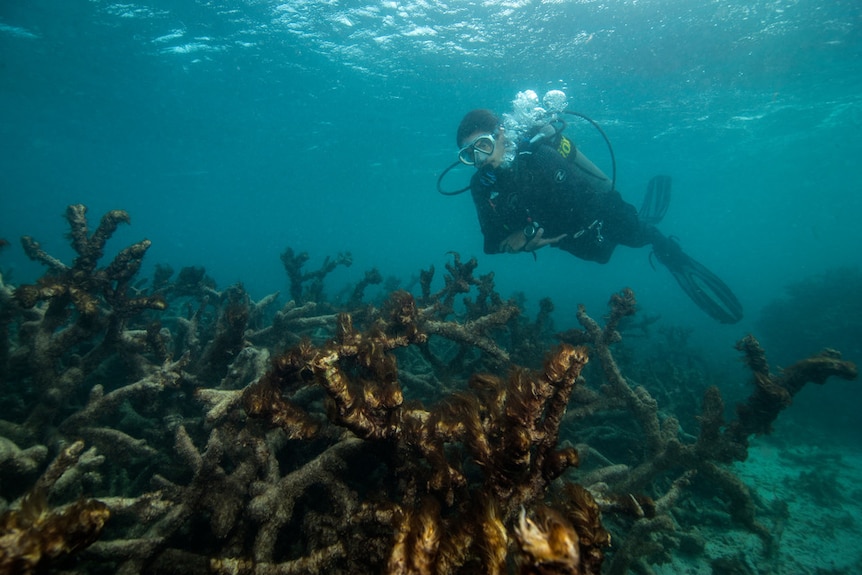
572;220;604;243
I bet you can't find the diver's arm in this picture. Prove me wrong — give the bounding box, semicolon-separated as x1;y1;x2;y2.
479;200;566;254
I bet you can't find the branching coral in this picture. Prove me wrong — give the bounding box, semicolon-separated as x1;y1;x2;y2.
16;206;164;318
4;206;166;445
280;247;352;304
243;287;604;573
558;290;858;574
2;207;857;575
0;438;47;494
0;489;110;575
410;254;522;377
348;268;383;307
0;441;111;575
731;335;857;443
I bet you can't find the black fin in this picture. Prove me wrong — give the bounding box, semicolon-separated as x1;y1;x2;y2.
652;236;743;324
639;175;672;225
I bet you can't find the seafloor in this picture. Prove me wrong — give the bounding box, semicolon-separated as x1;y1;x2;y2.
0;205;858;575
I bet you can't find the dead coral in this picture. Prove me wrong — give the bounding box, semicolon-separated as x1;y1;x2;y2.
5;205;166;446
559;290;857;575
193;285;251;384
0;489;110;575
411;254;521;378
731;336;857;444
16;206;164;318
244;288;603;573
3;208;859;575
246;299;338;351
515;484;611;575
281;248;352;305
348;268;383;308
0;440;111;575
0;438;47;495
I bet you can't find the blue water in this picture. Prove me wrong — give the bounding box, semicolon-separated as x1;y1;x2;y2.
2;2;862;572
1;3;860;364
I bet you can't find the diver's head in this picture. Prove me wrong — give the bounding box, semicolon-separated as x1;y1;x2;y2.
456;109;506;169
456;109;499;147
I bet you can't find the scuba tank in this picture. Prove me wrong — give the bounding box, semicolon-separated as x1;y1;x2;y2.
518;111;617;196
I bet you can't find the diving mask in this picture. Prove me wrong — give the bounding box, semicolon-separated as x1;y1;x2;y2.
458;134;496;166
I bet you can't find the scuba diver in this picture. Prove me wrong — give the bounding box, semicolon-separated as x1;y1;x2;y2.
439;92;743;324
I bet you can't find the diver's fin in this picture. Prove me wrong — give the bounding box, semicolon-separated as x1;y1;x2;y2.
639;175;672;225
652;236;743;324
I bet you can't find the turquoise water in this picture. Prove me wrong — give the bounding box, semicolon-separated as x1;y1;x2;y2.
1;1;861;572
2;0;860;323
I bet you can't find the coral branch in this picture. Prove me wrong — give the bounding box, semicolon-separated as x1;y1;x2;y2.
422;304;518;364
730;336;857;442
0;489;110;575
0;439;110;574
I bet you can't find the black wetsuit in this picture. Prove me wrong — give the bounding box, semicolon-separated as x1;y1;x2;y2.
465;137;743;324
470;141;661;263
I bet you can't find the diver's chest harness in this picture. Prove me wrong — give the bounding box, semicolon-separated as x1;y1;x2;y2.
484;146;605;246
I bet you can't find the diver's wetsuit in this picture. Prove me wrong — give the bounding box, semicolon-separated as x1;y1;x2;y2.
467;140;744;324
470;141;662;262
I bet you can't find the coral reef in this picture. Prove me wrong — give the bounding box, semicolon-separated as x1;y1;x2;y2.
557;289;857;574
0;205;857;574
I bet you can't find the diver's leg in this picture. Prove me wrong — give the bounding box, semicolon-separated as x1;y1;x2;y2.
558;237;617;264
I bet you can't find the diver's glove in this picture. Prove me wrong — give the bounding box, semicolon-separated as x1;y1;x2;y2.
651;235;744;324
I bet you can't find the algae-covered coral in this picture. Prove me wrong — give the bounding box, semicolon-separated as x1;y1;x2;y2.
0;205;857;574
